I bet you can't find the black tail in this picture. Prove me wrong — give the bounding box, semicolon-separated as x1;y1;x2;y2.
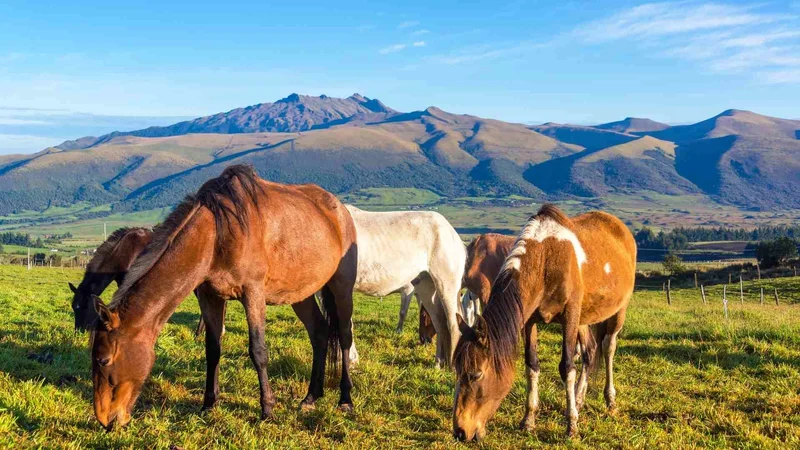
320;285;341;386
584;321;607;375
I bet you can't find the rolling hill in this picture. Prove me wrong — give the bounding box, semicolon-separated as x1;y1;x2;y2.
0;95;798;215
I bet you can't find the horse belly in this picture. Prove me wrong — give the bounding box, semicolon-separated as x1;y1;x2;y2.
354;254;427;297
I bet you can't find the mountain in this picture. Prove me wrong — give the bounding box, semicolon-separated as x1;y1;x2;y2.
595;117;669;134
650;109;800;142
0;96;798;215
55;93;398;150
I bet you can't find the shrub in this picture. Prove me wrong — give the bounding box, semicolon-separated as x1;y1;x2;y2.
662;253;686;275
756;237;799;269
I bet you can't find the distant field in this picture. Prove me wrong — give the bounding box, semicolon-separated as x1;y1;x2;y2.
1;266;798;448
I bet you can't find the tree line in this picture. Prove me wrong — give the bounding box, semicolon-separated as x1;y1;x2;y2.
635;225;800;250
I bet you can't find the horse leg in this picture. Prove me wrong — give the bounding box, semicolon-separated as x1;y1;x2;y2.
396;284;414;334
349;319;360;366
197;287;225;411
519;319;540;432
460;290;477;326
431;273;462;369
292;295;328;410
240;287;276;420
559;304;581;438
603;308;627;414
415;277;445;367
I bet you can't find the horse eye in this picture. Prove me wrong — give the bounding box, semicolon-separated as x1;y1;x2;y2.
470;371;483;381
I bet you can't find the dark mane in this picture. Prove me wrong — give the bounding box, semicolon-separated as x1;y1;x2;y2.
112;164;265;308
534;203;572;228
455;270;523;373
86;227;142;272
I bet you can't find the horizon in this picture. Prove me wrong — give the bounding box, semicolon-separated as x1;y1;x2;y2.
2;0;799;153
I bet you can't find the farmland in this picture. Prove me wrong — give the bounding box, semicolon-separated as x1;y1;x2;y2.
1;266;798;449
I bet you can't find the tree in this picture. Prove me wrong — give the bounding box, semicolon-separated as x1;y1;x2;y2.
756;237;799;269
662;253;685;275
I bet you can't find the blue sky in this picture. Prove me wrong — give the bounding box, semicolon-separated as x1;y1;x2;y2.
1;0;799;153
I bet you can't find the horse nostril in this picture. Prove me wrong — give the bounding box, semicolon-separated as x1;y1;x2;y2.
454;427;467;441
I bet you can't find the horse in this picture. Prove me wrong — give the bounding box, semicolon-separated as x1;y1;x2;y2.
461;233;515;322
89;165;358;430
452;204;636;441
346;205;466;368
69;227;152;331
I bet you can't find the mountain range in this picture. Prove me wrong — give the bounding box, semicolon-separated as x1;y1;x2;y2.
0;93;798;215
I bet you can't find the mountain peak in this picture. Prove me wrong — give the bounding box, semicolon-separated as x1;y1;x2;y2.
348;93;367;102
595;117;669;134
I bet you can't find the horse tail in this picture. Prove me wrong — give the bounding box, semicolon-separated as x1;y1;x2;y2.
585;321;607;375
320;285;341;385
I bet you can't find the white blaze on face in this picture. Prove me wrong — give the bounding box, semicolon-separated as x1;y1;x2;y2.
604;262;612;274
500;217;587;274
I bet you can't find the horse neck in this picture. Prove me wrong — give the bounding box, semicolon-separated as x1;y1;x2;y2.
116;216;215;337
79;271;118;296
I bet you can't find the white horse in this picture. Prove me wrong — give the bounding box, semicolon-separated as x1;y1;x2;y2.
347;205;467;368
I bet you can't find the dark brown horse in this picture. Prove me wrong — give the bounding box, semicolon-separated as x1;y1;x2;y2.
69;227;152;331
452;205;636;441
89;165;358;430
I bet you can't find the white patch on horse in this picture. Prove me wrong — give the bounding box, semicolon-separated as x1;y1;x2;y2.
604;262;612;274
501;217;587;274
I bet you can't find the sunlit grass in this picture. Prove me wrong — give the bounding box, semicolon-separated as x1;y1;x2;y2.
1;266;798;448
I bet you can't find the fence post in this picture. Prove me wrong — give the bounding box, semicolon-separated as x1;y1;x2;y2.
723;285;728;319
666;279;672;305
760;288;764;305
728;273;732;284
774;288;779;306
694;272;698;288
739;276;744;304
701;285;707;305
757;263;761;281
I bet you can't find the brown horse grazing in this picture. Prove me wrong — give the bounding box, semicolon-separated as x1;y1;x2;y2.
89;165;358;430
69;227;152;331
452;204;636;441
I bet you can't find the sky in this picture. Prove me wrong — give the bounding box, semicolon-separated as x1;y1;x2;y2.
1;0;799;153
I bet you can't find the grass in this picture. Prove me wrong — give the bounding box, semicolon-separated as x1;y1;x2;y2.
1;265;798;448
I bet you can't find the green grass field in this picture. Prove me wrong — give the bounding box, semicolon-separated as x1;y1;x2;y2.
1;266;798;448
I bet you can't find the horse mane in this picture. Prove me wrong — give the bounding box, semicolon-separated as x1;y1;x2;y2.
111;164;264;308
478;270;524;372
534;203;572;228
86;227;142;272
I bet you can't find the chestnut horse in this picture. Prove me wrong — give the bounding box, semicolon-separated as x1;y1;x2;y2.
69;227;152;331
413;233;514;341
452;204;635;441
89;165;358;430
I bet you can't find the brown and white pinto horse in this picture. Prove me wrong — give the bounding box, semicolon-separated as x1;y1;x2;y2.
452;204;635;441
69;227;152;331
89;165;358;430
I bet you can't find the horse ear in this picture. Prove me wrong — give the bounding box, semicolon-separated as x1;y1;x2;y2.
474;314;489;348
92;295;119;330
456;313;471;335
68;282;78;294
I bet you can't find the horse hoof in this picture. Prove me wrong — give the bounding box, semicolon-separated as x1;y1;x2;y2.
337;403;354;414
519;417;536;432
298;401;316;412
608;404;618;416
260;410;275;422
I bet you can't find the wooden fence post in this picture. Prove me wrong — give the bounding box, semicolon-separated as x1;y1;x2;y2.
728;273;732;284
760;288;764;305
666;279;672;305
739;276;744;304
694;272;698;288
756;263;761;281
701;285;707;305
774;288;779;306
723;285;728;319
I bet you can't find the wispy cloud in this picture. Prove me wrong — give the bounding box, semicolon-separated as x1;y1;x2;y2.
412;41;426;47
758;68;800;84
379;44;407;55
430;41;551;65
412;29;430;36
398;20;420;29
576;2;800;83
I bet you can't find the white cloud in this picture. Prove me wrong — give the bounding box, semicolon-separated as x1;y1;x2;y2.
430;41;551;65
0;133;65;154
398;20;420;29
379;44;407;55
413;41;426;47
412;29;430;36
577;2;800;83
758;69;800;84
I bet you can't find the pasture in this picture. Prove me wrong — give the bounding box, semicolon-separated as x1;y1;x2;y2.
1;265;799;449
